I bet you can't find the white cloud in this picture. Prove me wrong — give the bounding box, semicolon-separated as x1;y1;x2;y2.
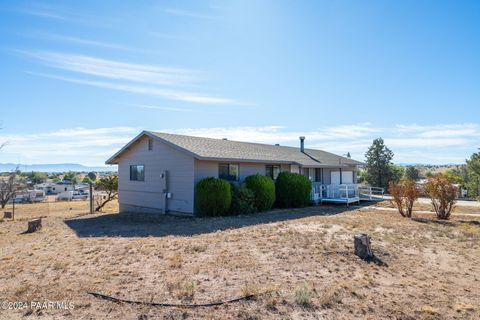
0;127;138;166
1;123;478;166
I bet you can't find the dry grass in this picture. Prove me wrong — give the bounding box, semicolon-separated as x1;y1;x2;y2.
0;201;479;319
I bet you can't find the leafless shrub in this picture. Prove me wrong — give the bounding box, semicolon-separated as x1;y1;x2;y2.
388;180;420;218
0;169;25;209
424;175;457;220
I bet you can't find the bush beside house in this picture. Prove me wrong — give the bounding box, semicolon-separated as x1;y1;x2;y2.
229;183;256;215
244;174;276;212
195;177;232;216
196;172;312;216
275;172;311;208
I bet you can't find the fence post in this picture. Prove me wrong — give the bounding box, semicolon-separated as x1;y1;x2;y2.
89;183;94;214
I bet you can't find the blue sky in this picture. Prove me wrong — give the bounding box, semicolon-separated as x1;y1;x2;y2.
0;0;479;166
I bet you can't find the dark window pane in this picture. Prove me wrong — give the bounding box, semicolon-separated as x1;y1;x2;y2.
130;165;145;181
266;165;280;180
219;163;239;181
266;166;273;178
219;164;229;180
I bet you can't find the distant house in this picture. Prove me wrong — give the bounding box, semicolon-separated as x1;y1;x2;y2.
35;181;74;195
106;131;363;215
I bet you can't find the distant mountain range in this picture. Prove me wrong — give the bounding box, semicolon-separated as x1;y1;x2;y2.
0;163;117;172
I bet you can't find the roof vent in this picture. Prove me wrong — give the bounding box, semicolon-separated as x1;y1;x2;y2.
299;136;305;152
222;138;227;140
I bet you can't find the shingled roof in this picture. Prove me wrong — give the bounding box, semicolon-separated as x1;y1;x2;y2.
106;131;363;167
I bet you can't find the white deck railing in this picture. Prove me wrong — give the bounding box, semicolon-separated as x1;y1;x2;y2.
310;183;359;201
358;186;385;200
310;183;384;202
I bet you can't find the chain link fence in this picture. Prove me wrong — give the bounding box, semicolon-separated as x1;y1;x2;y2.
1;192;116;221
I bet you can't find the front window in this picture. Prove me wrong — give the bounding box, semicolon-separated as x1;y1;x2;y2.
130;165;145;181
266;165;280;180
219;163;239;181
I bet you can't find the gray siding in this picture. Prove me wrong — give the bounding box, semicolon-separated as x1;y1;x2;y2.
194;160;294;184
118;136;195;214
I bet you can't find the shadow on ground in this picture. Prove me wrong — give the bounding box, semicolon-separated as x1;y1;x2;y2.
64;204;365;238
412;217;480;227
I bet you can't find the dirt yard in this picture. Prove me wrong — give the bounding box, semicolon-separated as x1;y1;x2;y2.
0;200;479;319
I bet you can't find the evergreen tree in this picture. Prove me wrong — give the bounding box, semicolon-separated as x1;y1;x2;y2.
364;138;395;190
404;166;420;181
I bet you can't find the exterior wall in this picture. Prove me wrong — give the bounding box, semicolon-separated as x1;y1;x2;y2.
118;136;195;214
290;164;300;174
194;160;268;184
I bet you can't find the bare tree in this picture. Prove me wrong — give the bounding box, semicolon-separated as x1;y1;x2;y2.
0;170;25;208
94;175;118;212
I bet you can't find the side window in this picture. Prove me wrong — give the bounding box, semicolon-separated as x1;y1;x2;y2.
130;165;145;181
148;138;153;151
219;163;239;181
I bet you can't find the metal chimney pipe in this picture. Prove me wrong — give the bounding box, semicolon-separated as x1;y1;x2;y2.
299;136;305;152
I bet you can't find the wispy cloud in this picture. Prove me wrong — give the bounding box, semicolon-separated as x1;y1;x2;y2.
25;31;138;52
164;8;217;20
25;71;236;105
20;51;239;105
148;32;193;42
120;103;198;113
22;51;197;86
5;4;113;27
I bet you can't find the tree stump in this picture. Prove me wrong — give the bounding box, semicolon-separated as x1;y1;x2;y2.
354;233;373;260
27;219;42;233
3;212;13;219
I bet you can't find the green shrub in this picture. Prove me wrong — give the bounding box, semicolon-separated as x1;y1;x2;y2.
195;177;231;216
294;284;312;307
244;174;276;211
229;183;257;215
275;172;311;208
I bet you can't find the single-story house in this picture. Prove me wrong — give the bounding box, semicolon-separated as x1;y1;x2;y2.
106;131;364;215
34;181;75;195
